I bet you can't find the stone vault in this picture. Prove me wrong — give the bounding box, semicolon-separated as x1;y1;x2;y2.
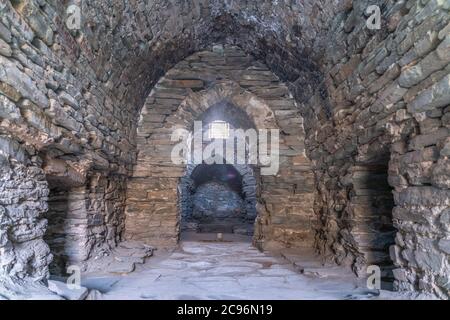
0;0;449;299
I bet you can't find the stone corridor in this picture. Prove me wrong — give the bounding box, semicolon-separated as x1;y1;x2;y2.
0;0;450;300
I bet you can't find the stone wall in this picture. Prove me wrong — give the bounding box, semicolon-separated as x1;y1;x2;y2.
0;136;51;285
299;0;450;297
0;0;135;281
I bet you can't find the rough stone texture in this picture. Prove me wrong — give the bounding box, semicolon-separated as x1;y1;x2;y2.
192;182;245;223
0;136;53;297
0;139;50;280
44;173;127;275
300;0;450;298
181;163;257;235
0;0;449;299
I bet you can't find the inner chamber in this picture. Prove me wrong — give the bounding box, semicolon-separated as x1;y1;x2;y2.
179;100;259;237
180;164;257;236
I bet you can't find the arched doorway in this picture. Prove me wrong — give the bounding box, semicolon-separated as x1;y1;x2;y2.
124;51;316;251
180;163;258;236
177;97;260;239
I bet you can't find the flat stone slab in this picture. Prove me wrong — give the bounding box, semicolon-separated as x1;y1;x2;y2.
107;261;136;274
302;266;354;278
81;276;121;292
258;267;299;276
48;280;89;300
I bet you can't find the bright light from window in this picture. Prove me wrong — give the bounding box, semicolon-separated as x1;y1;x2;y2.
208;121;230;139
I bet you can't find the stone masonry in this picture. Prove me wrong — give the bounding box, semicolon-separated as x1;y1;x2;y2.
0;0;448;298
125;47;315;248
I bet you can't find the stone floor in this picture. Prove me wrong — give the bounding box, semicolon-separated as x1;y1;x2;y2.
78;234;422;300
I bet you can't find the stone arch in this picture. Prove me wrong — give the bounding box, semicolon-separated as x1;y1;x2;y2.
163;81;278;132
125;46;316;249
179;162;258;235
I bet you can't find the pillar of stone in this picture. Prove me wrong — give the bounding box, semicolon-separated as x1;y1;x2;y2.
0;136;53;297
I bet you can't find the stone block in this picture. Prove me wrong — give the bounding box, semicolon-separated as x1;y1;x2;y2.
408;127;449;150
438;239;450;254
52;104;83;133
0;94;21;120
48;280;89;300
0;22;11;43
21;103;62;138
0;135;27;163
408;74;450;113
392;268;408;282
415;250;444;273
0;56;49;108
162;79;204;89
436;35;450;60
369;82;407;113
431;160;450;188
17;1;54;46
0;38;11;57
58;92;79;110
395;186;450;207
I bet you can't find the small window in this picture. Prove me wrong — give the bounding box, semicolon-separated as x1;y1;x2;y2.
208;121;230;139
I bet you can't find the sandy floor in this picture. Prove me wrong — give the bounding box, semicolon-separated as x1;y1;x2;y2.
79;236;413;300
